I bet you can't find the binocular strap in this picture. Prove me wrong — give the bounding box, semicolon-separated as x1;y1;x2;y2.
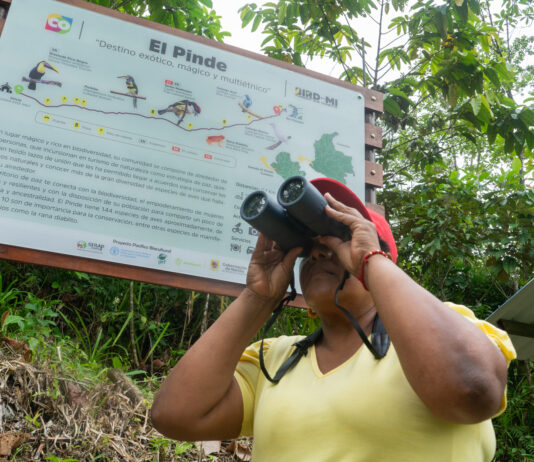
258;272;390;384
258;277;298;384
335;270;390;359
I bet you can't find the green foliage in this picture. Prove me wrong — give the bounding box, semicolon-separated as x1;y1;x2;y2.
83;0;230;41
149;436;194;456
493;361;534;461
0;270;61;353
44;457;79;462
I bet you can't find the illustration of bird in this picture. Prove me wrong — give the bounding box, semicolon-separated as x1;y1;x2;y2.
266;123;292;150
118;75;138;108
158;100;201;126
27;61;59;90
242;94;252;111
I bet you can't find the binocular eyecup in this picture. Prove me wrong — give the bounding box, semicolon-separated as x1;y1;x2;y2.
240;176;351;254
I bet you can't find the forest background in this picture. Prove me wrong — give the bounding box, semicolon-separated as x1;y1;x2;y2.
0;0;532;460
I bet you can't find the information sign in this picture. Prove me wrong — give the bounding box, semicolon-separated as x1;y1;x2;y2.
0;0;367;289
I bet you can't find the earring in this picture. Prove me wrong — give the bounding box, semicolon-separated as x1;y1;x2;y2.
307;307;318;318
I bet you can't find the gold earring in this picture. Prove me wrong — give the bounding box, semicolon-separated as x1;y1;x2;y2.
307;307;318;318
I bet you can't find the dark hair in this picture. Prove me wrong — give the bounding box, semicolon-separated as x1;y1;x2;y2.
378;236;390;254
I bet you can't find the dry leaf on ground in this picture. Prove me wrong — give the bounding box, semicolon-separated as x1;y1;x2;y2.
0;431;31;457
226;439;252;461
196;440;222;456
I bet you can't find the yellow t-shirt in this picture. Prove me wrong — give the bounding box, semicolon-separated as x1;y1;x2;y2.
234;302;516;462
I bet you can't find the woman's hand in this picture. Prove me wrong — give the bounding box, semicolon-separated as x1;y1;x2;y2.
318;192;381;277
245;233;301;304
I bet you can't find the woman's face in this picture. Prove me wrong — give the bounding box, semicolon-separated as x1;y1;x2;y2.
299;243;347;307
299;242;370;314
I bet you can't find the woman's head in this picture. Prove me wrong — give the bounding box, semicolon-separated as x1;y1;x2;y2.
298;178;396;312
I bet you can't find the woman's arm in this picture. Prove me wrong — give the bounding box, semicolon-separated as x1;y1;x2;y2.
151;235;300;441
365;256;508;424
320;193;508;424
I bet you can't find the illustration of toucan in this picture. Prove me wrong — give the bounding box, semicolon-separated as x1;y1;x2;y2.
118;75;138;108
158;100;201;126
27;61;59;90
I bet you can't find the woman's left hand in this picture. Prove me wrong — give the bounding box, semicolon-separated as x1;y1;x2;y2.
317;192;381;278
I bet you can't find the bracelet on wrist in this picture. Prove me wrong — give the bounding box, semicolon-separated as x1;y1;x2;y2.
357;250;391;291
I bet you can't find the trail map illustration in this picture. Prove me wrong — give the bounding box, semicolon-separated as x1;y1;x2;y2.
0;0;366;285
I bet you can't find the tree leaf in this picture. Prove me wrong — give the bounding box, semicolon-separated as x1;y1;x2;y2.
251;13;262;32
384;97;403;117
467;0;481;15
519;109;534;127
470;95;482;115
278;2;287;23
511;157;522;174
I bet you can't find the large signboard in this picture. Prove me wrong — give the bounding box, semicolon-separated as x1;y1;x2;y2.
0;0;368;291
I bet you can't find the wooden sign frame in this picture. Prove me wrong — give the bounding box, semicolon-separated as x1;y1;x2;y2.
0;0;384;306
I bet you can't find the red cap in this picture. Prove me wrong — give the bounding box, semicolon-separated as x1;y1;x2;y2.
310;178;397;263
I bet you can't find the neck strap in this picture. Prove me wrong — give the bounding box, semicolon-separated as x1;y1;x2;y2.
259;272;391;384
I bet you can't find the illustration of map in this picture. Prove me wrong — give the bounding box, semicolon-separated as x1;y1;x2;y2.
0;0;366;286
271;132;354;183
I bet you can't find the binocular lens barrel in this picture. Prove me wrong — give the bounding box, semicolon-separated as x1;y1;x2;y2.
240;191;312;252
241;192;267;219
240;176;353;255
279;176;305;204
278;176;351;241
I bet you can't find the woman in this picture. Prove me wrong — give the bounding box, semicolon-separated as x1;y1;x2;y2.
151;178;515;461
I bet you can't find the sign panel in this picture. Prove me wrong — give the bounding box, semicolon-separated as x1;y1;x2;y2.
0;0;366;286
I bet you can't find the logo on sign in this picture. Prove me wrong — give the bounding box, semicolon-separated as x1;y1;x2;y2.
294;87;337;108
45;14;73;34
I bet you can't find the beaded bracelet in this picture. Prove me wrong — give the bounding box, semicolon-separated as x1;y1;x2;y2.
357;250;390;291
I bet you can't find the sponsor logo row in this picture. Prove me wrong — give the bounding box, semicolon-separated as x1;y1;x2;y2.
75;241;246;275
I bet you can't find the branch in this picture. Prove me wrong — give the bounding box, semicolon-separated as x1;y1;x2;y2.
373;0;386;87
129;281;139;368
383;127;451;154
341;12;376;76
384;136;460;179
317;3;362;85
111;0;134;10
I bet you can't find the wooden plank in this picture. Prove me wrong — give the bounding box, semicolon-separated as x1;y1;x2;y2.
366;202;385;217
56;0;382;113
0;243;308;306
0;243;244;297
365;124;382;149
365;161;383;187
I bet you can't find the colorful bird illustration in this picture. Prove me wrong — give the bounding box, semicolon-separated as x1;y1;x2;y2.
242;94;252;111
118;75;138;108
27;61;59;90
266;123;292;150
158;100;201;126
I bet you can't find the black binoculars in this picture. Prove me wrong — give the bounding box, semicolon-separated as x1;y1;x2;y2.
240;176;351;255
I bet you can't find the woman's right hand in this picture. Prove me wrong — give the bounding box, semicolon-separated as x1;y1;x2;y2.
245;233;301;305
